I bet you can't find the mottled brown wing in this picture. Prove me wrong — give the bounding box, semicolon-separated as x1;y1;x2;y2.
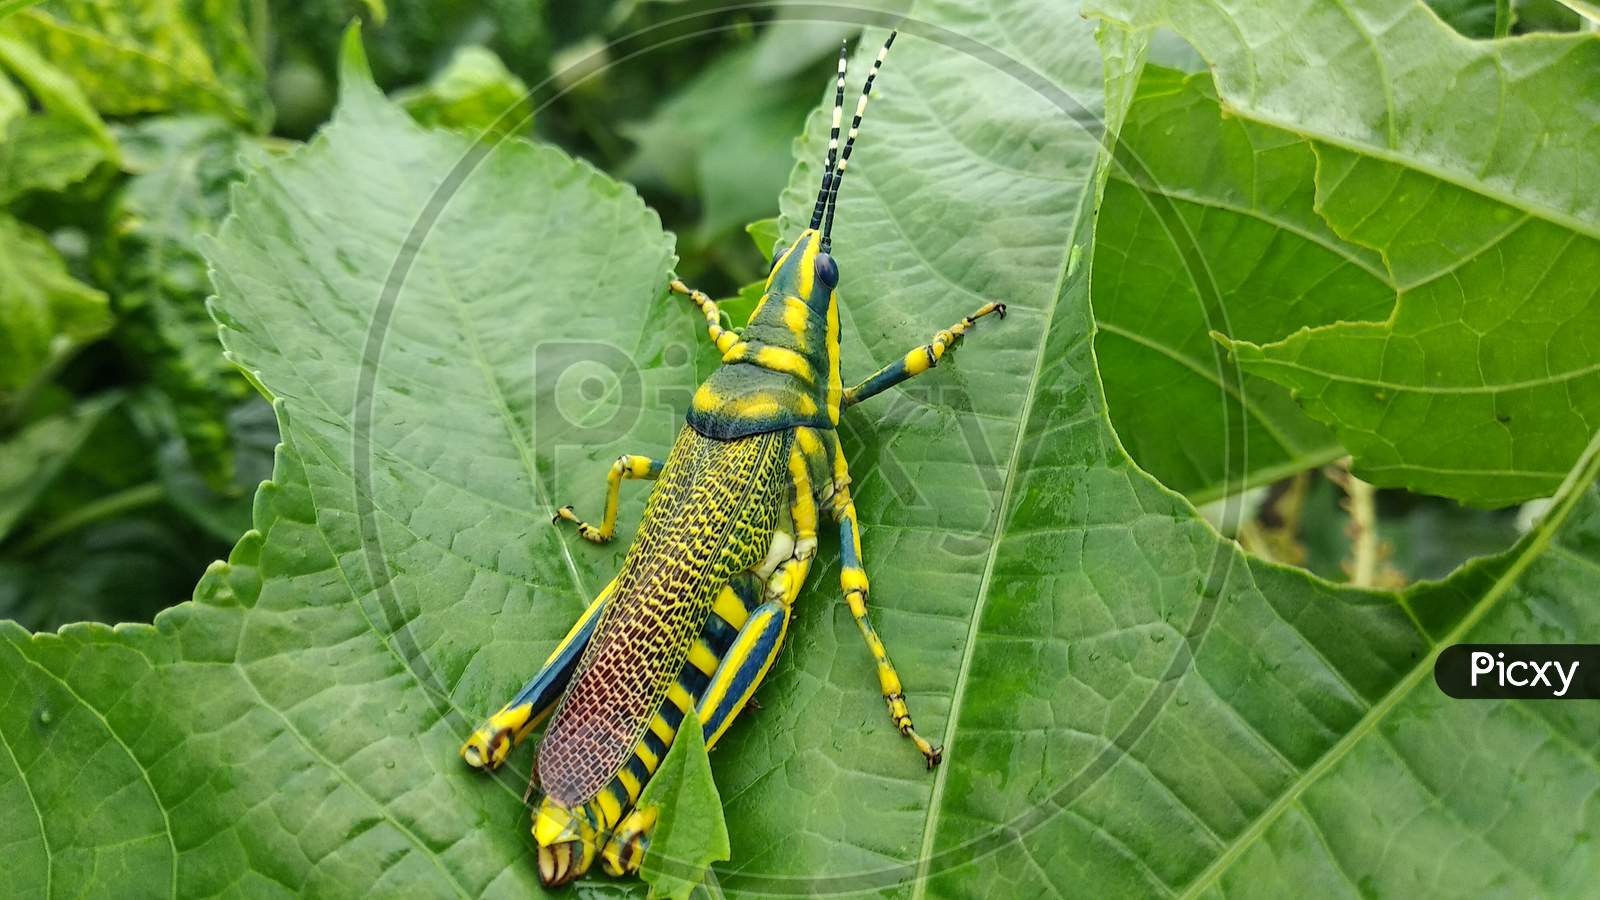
536;425;790;804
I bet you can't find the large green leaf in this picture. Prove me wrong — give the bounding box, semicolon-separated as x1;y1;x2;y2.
1093;66;1395;502
1088;0;1600;508
2;7;1598;900
3;0;270;130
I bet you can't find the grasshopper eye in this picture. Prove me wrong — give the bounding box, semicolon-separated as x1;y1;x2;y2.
814;252;839;290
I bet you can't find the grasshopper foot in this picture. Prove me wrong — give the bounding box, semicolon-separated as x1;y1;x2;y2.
886;692;943;769
553;505;612;543
600;806;657;877
534;799;600;887
460;702;534;771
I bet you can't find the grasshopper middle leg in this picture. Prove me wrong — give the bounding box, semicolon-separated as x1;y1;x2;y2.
835;491;942;768
553;454;663;543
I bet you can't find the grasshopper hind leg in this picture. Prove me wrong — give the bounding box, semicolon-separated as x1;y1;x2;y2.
600;805;658;877
598;563;802;878
460;579;616;770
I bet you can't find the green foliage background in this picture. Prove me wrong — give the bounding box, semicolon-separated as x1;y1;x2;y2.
0;0;1597;897
0;0;843;630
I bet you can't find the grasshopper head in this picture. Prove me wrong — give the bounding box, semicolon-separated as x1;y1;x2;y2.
728;31;898;426
760;228;837;321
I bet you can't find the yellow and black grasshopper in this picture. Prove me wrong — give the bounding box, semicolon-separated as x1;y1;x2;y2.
459;31;1006;886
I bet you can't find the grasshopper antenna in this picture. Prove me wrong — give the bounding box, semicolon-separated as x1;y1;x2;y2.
809;41;850;231
821;29;897;252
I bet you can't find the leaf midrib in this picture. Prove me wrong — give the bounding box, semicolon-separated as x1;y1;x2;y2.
0;683;51;897
1225;103;1600;243
4;639;178;900
1176;434;1600;899
909;160;1094;899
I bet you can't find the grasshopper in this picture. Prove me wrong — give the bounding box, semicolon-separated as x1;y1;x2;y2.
459;31;1006;886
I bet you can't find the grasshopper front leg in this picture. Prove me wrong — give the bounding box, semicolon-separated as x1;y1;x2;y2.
670;278;739;354
843;301;1007;407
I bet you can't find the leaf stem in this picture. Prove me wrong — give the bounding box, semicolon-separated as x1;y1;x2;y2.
14;482;166;554
1325;459;1402;588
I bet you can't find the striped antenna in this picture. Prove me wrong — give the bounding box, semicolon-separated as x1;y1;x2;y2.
821;29;897;251
809;42;850;230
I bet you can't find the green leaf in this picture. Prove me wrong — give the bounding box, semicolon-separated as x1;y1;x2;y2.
1088;0;1600;508
98;116;253;491
1424;0;1507;36
1225;142;1600;508
396;44;532;139
2;8;1598;899
1093;66;1395;502
635;721;729;900
0;67;25;128
0;393;227;631
0;505;222;630
744;216;780;263
0;1;45;19
623;39;827;241
3;0;271;130
0;112;107;200
0;392;117;542
0;212;112;397
0;32;117;200
265;0;552;91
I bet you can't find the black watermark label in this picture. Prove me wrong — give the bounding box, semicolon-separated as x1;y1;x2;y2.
1435;645;1600;700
